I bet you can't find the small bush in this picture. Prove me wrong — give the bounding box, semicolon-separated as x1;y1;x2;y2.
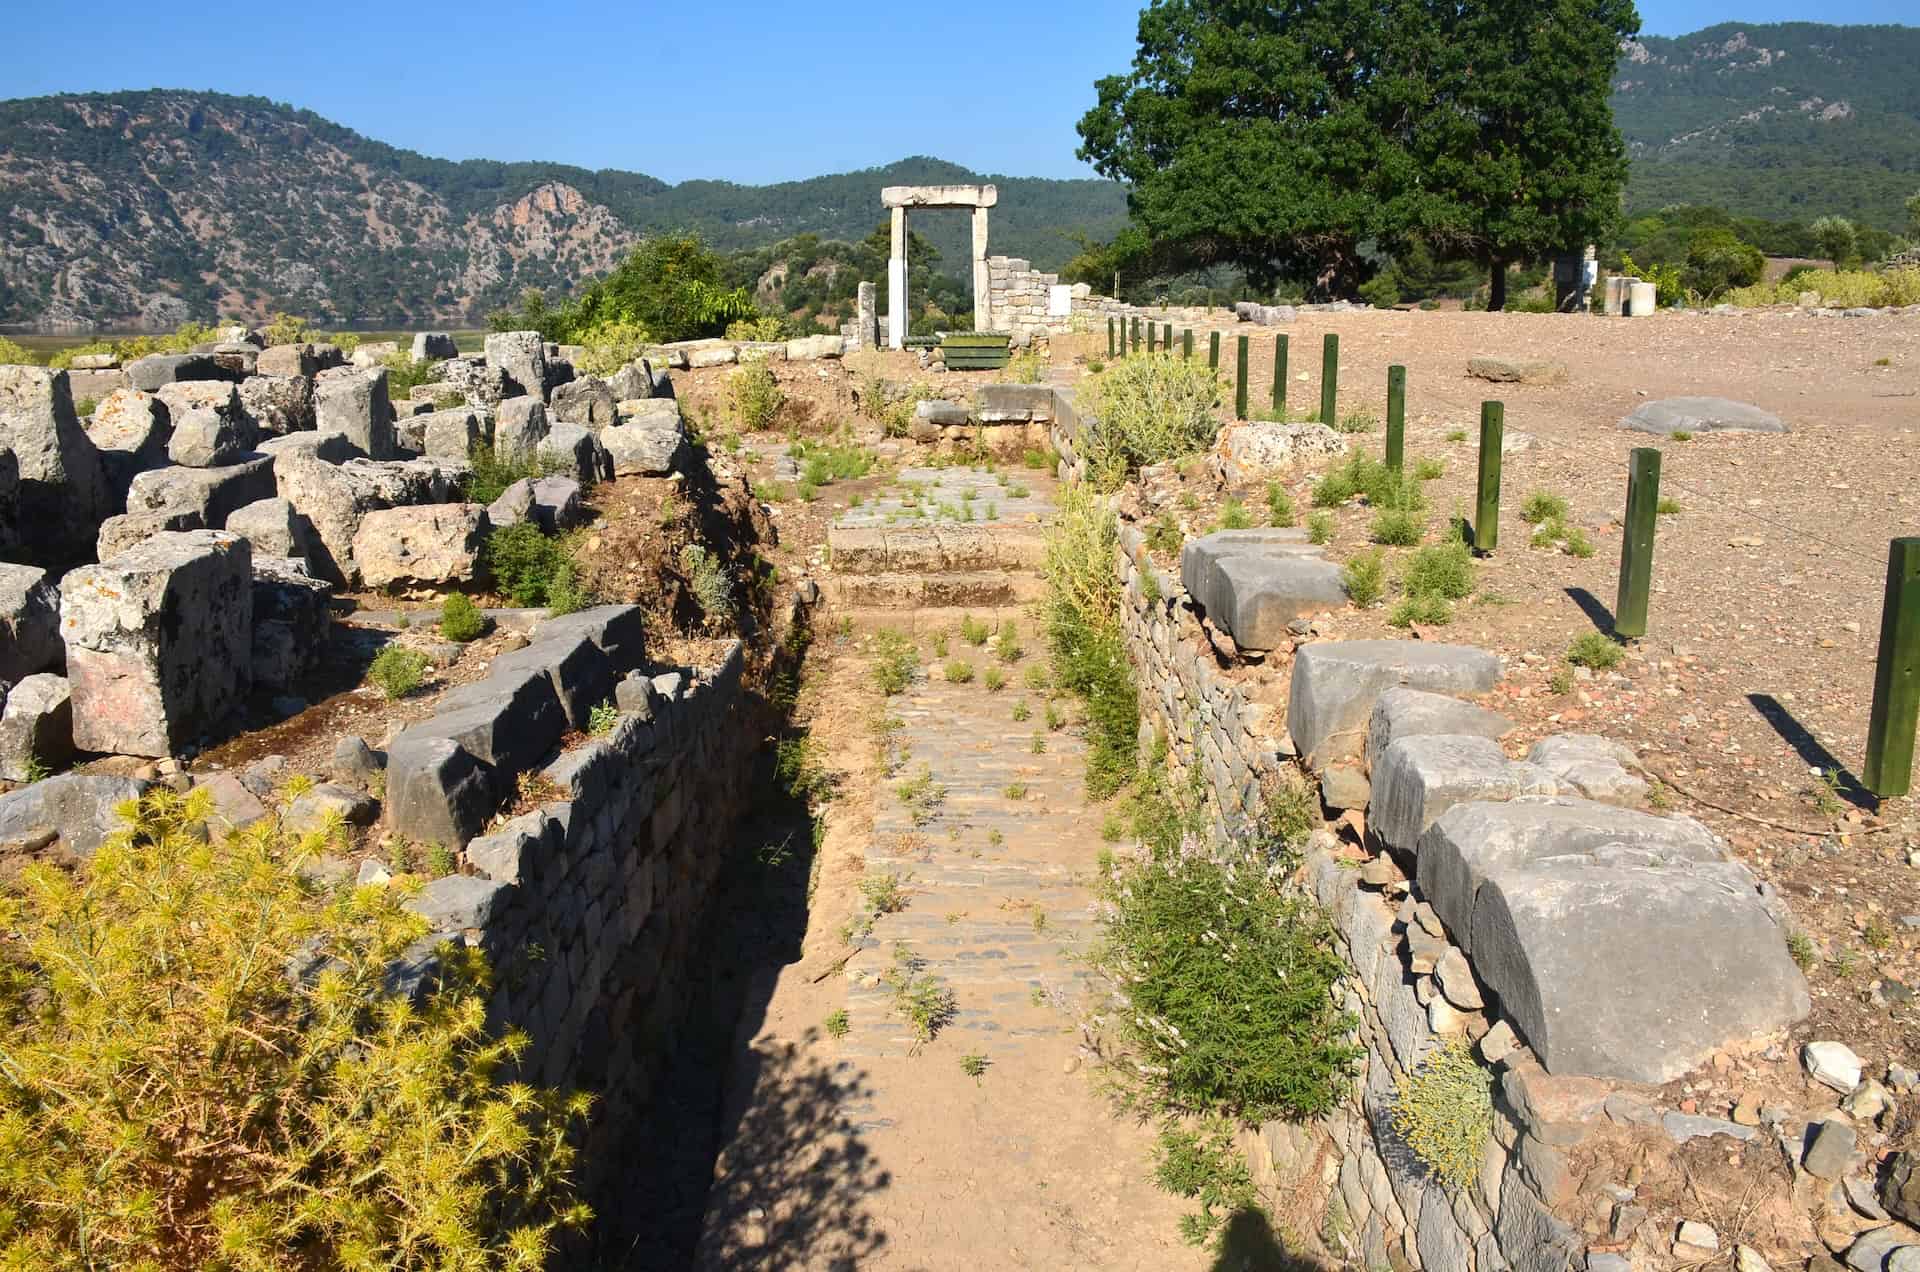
824;1009;851;1039
588;700;620;736
1006;348;1046;383
571;316;653;375
1369;507;1424;546
724;315;788;342
1567;631;1625;669
439;593;488;642
729;356;786;430
1335;412;1377;434
1389;1036;1493;1189
983;666;1006;692
366;645;430;700
1521;491;1568;525
1388;594;1453;628
883;944;956;1047
1154;1117;1261;1248
0;788;592;1268
1147;512;1183;554
1265;482;1295;527
1412;456;1444;480
1080;354;1224;489
680;543;735;630
1563;527;1595;558
993;621;1024;663
1042;486;1139;798
958;613;991;646
465;442;558;506
942;660;975;684
872;629;918;695
0;336;39;366
1401;539;1476;601
1343;549;1386;606
1656;497;1681;516
1306;512;1333;545
487;522;574;607
1216;498;1253;530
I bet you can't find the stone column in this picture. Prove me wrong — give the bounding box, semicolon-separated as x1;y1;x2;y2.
856;281;877;350
971;206;991;333
887;206;907;350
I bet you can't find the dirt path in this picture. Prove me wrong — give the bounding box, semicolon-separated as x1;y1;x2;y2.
696;605;1207;1269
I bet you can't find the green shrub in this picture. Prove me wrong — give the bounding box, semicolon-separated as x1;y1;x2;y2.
1412;457;1444;481
464;442;558;506
1335;412;1377;434
1306;512;1333;545
1080;354;1224;489
943;660;976;684
1343;549;1386;606
487;522;574;607
1265;482;1295;527
570;316;653;375
0;787;591;1268
993;621;1024;663
366;646;430;700
983;666;1006;692
1154;1117;1261;1247
1043;486;1139;799
1567;631;1625;669
588;700;620;736
872;629;918;695
1390;1036;1493;1189
729;356;786;430
380;352;442;399
1369;508;1424;546
1656;497;1681;516
1095;840;1358;1121
1388;594;1453;627
1401;539;1476;601
1563;527;1595;559
1147;512;1183;554
1006;348;1046;384
1520;491;1569;525
958;613;991;646
724;315;788;342
679;543;735;629
1217;498;1253;530
439;593;488;642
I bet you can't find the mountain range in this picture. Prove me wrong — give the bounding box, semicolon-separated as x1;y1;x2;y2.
1;21;1915;329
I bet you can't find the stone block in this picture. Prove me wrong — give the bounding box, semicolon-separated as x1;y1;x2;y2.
785;335;845;361
352;503;491;588
1621;397;1787;436
466;809;560;886
412;332;459;362
1287;640;1503;766
1417;796;1726;952
227;497;313;567
1181;531;1346;650
314;366;394;459
251;555;331;691
489;476;585;533
601;412;684;477
420;406;487;460
0;673;73;780
237;373;316;437
275;453;463;586
158;381;254;467
85;388;171;496
539;421;604;484
0;564;63;682
59;530;253;757
975;384;1054;423
283;782;378;835
1440;799;1812;1082
1525;734;1648;805
1211;421;1348;484
348;341;400;370
489;633;614;731
256;343;320;378
485;331;548;400
533;604;647;670
1802;1119;1857;1179
0;773;147;857
0;365;112;564
1370;734;1559;854
548;376;616;430
127;353;226;391
383;732;497;847
127;455;276;528
1367;687;1513;773
407;873;513;932
495;396;549;460
96;508;206;560
1467;356;1569;385
66;367;131;402
420;666;567;775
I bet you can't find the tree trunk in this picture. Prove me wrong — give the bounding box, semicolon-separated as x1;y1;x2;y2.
1488;258;1508;311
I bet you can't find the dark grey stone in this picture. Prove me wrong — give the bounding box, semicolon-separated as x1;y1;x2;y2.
1369;734;1558;854
1366;686;1513;773
487;633;614;732
532;604;647;670
0;773;147;856
1287;640;1503;766
127;353;227;391
384;733;497;848
405;873;513;931
1180;530;1345;651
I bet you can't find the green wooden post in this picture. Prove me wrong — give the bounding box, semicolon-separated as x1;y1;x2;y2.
1163;322;1172;350
1182;329;1194;359
1130;317;1140;354
1864;537;1920;797
1147;322;1157;354
1235;335;1249;420
1208;331;1220;370
1385;365;1407;475
1613;447;1662;639
1320;333;1340;426
1474;401;1504;554
1272;334;1289;417
1107;317;1115;358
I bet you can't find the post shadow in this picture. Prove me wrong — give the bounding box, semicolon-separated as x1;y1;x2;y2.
1210;1207;1321;1272
1746;692;1876;810
1563;586;1617;637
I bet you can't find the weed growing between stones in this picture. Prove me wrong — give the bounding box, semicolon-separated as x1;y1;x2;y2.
959;614;991;646
983;667;1006;692
993;621;1024;663
366;646;430;700
883;944;957;1051
587;700;620;737
463;442;563;506
728;355;786;430
1388;1036;1494;1189
1306;512;1333;545
0;787;593;1267
1787;932;1818;971
959;1053;991;1082
1147;512;1184;554
824;1009;851;1039
872;630;918;696
943;660;975;684
1042;486;1139;798
1265;482;1296;527
678;543;735;630
1216;498;1254;531
1011;700;1033;723
1342;550;1386;607
1154;1117;1261;1247
1079;353;1225;489
894;765;946;826
1567;631;1625;670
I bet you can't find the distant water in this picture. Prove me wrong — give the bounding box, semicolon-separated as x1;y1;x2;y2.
7;329;487;358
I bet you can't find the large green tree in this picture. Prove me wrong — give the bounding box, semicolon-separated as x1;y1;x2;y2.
1412;0;1641;308
1079;0;1639;307
1076;0;1437;300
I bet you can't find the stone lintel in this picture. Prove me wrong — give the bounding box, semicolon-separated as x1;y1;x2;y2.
881;184;999;209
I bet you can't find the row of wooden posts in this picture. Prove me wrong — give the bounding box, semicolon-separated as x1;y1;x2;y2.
1103;315;1920;801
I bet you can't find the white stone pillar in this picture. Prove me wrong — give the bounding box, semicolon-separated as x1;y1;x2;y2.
888;206;907;350
971;206;991;333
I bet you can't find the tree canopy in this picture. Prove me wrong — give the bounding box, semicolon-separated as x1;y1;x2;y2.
1078;0;1642;307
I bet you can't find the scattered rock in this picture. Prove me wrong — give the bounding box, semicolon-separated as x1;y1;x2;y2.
1803;1118;1859;1180
1468;356;1568;385
0;673;72;781
1805;1040;1865;1093
1621;396;1788;436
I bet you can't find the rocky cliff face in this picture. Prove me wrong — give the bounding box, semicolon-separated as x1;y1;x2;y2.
0;93;641;328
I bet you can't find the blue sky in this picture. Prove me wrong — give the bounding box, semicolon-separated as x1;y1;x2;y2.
8;0;1913;185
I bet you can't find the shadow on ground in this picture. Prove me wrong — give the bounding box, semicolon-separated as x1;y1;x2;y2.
1747;692;1876;809
1209;1209;1324;1272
